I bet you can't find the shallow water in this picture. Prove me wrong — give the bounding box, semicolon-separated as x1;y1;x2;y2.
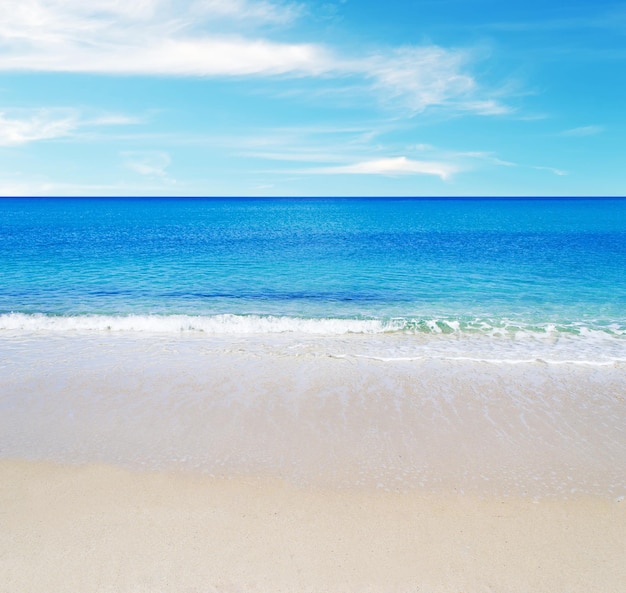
1;333;624;497
2;198;625;496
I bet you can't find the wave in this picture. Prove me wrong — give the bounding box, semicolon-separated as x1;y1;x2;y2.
0;313;385;335
1;312;625;338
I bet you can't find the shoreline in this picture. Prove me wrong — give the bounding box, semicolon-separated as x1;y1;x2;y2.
2;458;625;593
2;333;625;590
2;334;625;497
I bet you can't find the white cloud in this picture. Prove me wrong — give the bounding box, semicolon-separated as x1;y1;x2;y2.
307;156;458;180
0;179;178;196
411;143;435;152
0;0;327;76
123;151;172;178
246;150;351;163
192;0;302;24
236;127;523;180
362;47;476;113
88;114;143;126
459;100;512;116
0;177;136;196
0;0;507;115
532;165;568;176
0;109;78;145
459;151;516;167
0;108;140;146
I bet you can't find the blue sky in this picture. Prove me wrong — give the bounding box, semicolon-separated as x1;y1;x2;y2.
0;0;624;196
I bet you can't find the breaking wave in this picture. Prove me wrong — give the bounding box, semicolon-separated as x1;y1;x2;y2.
1;312;625;338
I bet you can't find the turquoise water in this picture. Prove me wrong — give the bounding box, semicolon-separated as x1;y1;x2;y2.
2;198;626;490
1;197;626;358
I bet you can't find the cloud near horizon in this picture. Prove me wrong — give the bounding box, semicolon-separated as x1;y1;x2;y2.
0;0;506;115
306;157;459;180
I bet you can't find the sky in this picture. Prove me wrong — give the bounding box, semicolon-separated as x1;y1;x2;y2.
0;0;624;197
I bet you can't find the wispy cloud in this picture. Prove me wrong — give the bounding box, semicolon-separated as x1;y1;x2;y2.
453;149;567;177
0;0;507;115
192;0;303;24
457;100;512;116
558;125;604;137
0;108;140;146
532;165;568;176
458;151;516;167
0;171;179;196
237;126;527;181
305;156;458;180
362;47;475;113
235;123;391;164
0;109;78;146
123;150;174;180
0;178;152;196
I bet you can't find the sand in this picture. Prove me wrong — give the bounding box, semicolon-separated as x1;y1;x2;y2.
2;335;626;496
1;458;625;593
2;335;625;591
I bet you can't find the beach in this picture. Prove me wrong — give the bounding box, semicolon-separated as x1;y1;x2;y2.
1;197;626;591
2;459;624;593
0;0;625;575
1;333;625;592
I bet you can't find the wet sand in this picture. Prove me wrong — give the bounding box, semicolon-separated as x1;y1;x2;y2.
1;335;625;591
1;458;625;593
2;335;626;495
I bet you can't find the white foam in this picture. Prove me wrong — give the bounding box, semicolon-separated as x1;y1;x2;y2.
2;312;623;335
347;353;626;367
1;313;625;366
0;312;389;335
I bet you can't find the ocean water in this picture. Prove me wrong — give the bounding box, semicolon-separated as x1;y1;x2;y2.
1;197;625;363
2;197;626;494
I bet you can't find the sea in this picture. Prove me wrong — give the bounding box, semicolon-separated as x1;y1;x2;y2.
1;197;625;494
1;197;625;363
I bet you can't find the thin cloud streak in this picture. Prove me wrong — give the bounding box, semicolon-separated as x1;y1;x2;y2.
304;157;458;180
0;178;166;196
123;150;173;179
532;165;568;176
0;108;140;146
559;125;604;137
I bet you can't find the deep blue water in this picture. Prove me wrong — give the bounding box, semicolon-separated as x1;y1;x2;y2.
1;197;625;337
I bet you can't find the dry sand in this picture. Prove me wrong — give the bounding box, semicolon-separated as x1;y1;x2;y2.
1;458;625;593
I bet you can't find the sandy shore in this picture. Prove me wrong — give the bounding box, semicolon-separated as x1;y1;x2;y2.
2;335;625;591
2;335;626;496
1;458;624;593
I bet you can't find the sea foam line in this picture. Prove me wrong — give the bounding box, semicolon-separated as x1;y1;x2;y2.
341;353;626;367
0;313;388;335
1;312;625;339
